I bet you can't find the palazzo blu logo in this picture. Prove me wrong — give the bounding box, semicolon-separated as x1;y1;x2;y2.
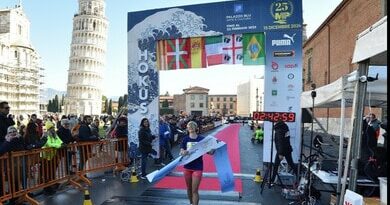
234;3;244;13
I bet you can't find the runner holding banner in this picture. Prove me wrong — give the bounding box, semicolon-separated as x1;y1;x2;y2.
146;135;234;193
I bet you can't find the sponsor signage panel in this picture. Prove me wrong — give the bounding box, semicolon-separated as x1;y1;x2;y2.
263;30;302;162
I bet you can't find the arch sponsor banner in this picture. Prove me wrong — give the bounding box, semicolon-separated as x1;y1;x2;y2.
263;30;302;162
128;0;302;159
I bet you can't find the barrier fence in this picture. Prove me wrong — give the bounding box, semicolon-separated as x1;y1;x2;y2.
0;122;220;205
0;138;129;205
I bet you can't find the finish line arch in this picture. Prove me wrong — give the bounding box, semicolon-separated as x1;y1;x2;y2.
127;0;303;163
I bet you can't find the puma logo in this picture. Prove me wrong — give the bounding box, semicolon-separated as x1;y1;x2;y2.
283;33;296;43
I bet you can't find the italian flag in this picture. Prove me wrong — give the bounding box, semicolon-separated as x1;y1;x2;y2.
205;35;224;66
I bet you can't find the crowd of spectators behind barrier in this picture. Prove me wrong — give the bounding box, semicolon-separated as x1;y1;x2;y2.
0;100;224;204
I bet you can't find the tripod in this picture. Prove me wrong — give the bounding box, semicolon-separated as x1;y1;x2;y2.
260;121;285;194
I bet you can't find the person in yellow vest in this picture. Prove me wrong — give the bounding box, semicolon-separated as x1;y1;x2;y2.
40;121;64;195
251;125;264;144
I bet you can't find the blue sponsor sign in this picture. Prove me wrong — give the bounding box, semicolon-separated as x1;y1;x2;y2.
128;0;302;36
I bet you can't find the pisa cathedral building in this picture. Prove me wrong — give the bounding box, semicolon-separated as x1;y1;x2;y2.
64;0;108;116
0;5;44;116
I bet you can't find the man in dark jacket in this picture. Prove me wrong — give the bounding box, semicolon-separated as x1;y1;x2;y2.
57;119;74;144
56;119;75;175
24;114;41;148
78;115;98;171
0;101;15;144
271;120;297;184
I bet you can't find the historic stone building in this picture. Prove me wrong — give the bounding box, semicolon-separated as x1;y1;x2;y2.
303;0;386;133
64;0;108;115
0;4;44;116
208;94;237;116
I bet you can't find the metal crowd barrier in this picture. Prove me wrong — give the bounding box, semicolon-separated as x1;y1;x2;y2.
0;138;129;205
0;154;12;203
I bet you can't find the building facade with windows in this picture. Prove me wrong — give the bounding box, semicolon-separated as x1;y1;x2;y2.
183;86;209;116
209;94;237;116
64;0;108;115
302;0;386;133
0;5;44;116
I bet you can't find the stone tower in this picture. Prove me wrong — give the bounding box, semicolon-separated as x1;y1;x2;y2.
64;0;108;116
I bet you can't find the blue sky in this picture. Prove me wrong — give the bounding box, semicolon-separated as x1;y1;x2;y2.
0;0;342;97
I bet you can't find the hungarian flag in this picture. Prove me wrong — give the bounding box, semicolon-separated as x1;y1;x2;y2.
157;38;206;70
222;34;243;64
243;33;266;65
205;35;223;66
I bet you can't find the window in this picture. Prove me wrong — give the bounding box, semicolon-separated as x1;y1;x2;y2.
230;103;233;109
230;97;233;101
217;97;220;101
217;104;220;109
199;103;204;108
307;57;312;83
18;25;22;35
88;93;92;98
210;97;213;102
191;95;195;100
14;50;18;58
223;97;226;102
199;95;204;100
223;103;227;109
190;102;195;108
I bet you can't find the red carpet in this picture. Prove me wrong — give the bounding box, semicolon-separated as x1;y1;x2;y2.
154;124;243;192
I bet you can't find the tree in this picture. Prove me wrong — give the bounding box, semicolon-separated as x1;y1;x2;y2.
162;99;169;108
104;99;109;113
47;100;52;112
54;95;59;112
118;96;123;109
59;94;65;113
123;94;128;106
107;99;112;115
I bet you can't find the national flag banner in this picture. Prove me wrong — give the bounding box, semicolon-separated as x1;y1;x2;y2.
166;38;191;69
205;35;224;66
222;34;243;64
243;33;266;65
157;38;206;70
189;37;207;68
156;40;167;70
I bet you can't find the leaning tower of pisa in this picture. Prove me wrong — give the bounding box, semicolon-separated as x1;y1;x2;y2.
64;0;108;116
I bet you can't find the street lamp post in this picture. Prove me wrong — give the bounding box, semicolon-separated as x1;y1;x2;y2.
256;88;259;112
256;88;259;125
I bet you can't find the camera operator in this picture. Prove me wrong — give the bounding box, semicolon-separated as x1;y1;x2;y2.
270;120;297;184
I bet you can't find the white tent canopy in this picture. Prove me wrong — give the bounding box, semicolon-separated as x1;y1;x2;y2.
352;16;387;65
301;67;387;108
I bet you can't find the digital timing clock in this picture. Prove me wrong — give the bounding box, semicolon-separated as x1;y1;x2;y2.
252;112;296;122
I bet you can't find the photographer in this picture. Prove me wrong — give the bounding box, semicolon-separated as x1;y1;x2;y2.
270;120;297;184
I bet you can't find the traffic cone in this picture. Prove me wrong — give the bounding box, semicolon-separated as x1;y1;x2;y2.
83;189;93;205
254;168;263;183
130;167;139;183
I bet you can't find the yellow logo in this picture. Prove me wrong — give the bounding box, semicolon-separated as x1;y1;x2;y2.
270;0;294;25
